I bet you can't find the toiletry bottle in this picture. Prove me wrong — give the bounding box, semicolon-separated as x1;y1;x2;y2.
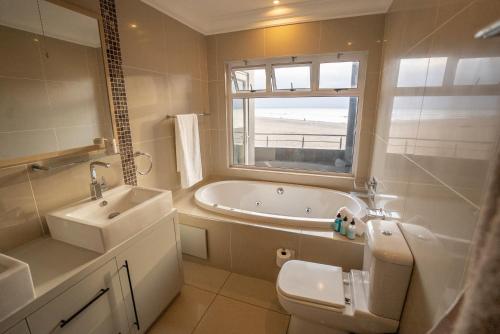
347;220;356;240
334;213;342;232
340;216;348;235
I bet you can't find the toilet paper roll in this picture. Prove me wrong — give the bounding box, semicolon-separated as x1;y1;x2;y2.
276;248;294;268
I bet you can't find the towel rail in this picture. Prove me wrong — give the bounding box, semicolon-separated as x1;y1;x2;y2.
166;113;210;119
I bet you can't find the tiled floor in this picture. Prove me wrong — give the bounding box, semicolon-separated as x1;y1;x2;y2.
148;261;290;334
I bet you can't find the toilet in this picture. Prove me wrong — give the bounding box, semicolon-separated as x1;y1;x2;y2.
277;220;413;334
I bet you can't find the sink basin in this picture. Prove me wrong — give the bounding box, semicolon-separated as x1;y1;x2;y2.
46;185;173;253
0;254;35;320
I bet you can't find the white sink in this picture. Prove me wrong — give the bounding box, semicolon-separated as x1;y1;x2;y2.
46;185;173;253
0;254;35;320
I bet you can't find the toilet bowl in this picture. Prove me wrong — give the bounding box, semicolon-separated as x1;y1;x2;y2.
276;220;413;334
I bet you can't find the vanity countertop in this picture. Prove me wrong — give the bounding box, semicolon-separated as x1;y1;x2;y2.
0;208;177;333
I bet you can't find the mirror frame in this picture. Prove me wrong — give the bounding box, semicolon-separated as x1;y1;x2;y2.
0;0;118;168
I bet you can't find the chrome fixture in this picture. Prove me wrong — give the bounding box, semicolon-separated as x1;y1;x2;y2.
305;207;312;214
363;208;401;221
166;113;210;119
366;176;378;201
133;151;153;176
475;19;500;39
277;187;284;195
90;161;111;200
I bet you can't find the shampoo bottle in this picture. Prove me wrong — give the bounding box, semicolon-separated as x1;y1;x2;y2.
340;216;348;235
334;213;342;232
347;220;356;240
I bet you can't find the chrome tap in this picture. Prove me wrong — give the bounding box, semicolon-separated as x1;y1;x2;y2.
366;176;378;201
90;161;111;200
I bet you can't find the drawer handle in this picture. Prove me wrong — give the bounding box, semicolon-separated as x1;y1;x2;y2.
122;260;141;330
59;288;110;328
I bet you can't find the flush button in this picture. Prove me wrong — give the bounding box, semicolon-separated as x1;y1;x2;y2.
382;230;392;236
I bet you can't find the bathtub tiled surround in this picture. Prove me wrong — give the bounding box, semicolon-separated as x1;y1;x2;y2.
176;194;364;282
371;0;500;333
149;260;289;334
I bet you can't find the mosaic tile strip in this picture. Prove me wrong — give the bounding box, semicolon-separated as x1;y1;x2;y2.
99;0;137;185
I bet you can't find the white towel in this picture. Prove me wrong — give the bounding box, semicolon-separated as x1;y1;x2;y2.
175;114;203;188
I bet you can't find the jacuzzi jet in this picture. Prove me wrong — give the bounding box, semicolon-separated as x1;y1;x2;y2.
305;207;312;214
108;212;120;219
256;201;262;206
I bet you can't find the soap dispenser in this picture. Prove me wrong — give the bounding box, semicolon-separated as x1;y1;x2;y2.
347;220;356;240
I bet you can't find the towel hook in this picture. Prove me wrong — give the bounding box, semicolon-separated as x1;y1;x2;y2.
133;151;153;176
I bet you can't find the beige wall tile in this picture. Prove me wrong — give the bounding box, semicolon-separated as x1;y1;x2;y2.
41;37;90;82
56;124;102;150
0;77;52;132
372;0;500;332
230;223;301;282
215;29;266;76
179;213;232;270
319;14;385;72
123;66;171;143
0;130;58;160
165;16;202;79
206;36;218;81
0;26;44;79
116;0;168;73
0;166;43;251
298;235;364;271
135;137;179;190
265;21;320;57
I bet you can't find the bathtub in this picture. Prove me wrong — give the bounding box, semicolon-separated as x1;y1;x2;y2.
194;180;367;229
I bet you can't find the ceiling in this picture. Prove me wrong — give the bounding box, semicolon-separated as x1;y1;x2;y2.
141;0;393;35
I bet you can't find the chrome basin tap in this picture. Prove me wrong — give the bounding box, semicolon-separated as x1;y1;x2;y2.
90;161;111;200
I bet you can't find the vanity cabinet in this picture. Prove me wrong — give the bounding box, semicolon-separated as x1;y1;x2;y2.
116;215;182;333
27;259;128;334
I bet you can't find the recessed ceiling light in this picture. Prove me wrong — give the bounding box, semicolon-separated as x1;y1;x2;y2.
273;0;280;5
130;23;137;28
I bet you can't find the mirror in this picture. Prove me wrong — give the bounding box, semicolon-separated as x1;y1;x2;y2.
0;0;115;166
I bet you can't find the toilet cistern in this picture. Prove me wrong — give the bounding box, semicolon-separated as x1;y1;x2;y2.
90;161;111;200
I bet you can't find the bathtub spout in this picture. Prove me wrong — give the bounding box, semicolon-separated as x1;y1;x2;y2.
361;208;401;222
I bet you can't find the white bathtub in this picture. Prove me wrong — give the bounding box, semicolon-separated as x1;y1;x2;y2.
194;180;367;229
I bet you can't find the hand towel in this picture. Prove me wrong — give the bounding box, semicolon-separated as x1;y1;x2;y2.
175;114;203;188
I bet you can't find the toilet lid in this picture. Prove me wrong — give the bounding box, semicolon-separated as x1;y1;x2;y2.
277;260;345;309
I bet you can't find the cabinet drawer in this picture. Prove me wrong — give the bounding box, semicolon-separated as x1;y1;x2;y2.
3;320;30;334
27;260;128;334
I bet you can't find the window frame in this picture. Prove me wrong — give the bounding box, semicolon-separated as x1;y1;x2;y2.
225;52;367;177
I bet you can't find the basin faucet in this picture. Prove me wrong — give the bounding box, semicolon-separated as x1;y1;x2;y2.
90;161;111;200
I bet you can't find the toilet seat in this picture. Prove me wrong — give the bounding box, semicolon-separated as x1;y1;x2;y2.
277;260;345;309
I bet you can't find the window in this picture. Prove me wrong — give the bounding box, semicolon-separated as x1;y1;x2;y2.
231;67;266;92
272;64;311;91
319;61;359;89
227;53;366;174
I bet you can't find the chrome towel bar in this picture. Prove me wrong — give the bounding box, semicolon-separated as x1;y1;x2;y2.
166;113;210;119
